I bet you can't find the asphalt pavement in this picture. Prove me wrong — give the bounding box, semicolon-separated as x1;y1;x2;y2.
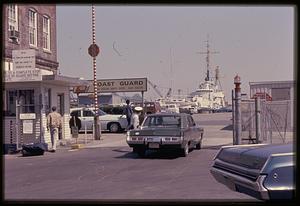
4;112;260;202
57;113;235;150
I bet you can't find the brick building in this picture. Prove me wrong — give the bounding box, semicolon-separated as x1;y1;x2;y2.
3;4;58;74
2;4;84;153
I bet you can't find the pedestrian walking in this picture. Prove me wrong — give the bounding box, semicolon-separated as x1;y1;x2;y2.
122;99;133;130
128;106;143;130
69;112;81;138
47;106;62;152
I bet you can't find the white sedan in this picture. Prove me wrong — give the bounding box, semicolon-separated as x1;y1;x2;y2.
70;107;128;133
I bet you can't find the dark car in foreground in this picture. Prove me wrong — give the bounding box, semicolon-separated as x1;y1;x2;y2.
126;113;204;157
210;143;295;200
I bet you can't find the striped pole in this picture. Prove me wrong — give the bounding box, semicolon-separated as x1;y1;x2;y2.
92;5;101;139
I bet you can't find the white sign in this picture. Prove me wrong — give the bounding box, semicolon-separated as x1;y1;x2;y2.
12;49;36;71
20;113;36;120
4;69;42;82
83;78;147;93
23;120;33;134
4;49;40;82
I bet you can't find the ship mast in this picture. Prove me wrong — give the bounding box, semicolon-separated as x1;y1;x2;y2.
197;35;219;82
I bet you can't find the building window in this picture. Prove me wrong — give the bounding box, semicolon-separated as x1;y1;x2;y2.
29;9;37;46
4;90;35;116
8;4;18;31
42;15;51;50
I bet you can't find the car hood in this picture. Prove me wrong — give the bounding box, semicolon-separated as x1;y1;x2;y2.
216;143;294;170
128;127;181;136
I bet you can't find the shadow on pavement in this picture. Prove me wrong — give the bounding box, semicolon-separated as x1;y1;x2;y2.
115;149;188;160
221;124;233;130
202;143;232;150
112;148;130;153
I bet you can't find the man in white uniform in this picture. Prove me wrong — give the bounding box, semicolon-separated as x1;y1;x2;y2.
129;106;143;129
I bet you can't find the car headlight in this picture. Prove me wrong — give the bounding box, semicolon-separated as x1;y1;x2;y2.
126;131;130;136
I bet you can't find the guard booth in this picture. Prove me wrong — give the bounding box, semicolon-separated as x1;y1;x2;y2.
3;74;85;154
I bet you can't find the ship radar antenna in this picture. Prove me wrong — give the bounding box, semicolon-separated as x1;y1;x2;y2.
196;35;219;82
215;65;223;90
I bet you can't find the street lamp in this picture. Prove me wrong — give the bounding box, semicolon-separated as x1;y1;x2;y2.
88;4;101;140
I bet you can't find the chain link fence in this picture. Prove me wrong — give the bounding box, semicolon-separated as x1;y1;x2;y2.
240;99;294;144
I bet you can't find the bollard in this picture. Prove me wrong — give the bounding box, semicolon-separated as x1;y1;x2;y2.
92;122;95;137
85;123;87;144
234;75;242;145
231;89;235;144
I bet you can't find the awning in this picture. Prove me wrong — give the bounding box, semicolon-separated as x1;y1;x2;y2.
42;75;90;86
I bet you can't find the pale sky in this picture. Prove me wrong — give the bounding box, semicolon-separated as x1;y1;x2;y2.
57;5;294;102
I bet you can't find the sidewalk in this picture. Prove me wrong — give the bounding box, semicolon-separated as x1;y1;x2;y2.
58;125;237;150
59;125;294;150
57;132;128;149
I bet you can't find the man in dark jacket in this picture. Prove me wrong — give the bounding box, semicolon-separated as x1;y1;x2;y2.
69;113;82;135
122;99;133;130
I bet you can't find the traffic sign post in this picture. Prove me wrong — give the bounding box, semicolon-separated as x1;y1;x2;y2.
88;43;100;57
89;5;101;140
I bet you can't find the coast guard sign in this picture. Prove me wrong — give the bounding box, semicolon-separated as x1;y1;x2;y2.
75;78;148;93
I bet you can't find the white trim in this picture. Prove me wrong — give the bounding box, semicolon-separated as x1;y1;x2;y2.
29;9;37;47
42;15;51;51
8;4;18;31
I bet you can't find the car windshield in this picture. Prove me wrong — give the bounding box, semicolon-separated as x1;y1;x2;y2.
143;115;181;128
79;108;107;116
98;109;107;116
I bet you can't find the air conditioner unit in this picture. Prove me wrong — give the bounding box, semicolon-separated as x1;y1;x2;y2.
9;30;20;40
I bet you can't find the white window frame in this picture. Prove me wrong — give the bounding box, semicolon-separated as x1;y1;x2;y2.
8;4;18;31
42;15;51;51
29;9;37;47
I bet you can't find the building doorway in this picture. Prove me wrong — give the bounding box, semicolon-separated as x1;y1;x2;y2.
57;93;64;140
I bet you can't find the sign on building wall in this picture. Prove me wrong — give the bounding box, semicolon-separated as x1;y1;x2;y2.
20;113;36;120
74;78;148;93
22;120;33;134
4;69;42;82
4;49;42;82
12;49;36;70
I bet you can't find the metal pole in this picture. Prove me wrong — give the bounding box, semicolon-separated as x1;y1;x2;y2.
231;89;235;144
92;5;100;140
85;123;87;145
234;75;242;145
141;91;144;111
15;99;20;150
255;97;261;143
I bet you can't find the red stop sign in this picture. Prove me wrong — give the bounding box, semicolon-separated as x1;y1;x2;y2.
88;43;100;57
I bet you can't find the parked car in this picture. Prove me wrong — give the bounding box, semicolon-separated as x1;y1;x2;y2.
126;113;204;157
100;105;124;115
179;106;198;115
213;105;233;113
132;101;161;114
70;107;128;133
210;143;295;200
164;104;180;113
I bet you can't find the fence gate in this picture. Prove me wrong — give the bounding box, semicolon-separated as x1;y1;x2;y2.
240;99;293;144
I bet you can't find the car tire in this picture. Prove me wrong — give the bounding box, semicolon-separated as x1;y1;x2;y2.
195;141;202;150
109;122;120;133
196;134;203;150
181;143;189;157
137;148;146;157
132;147;138;153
